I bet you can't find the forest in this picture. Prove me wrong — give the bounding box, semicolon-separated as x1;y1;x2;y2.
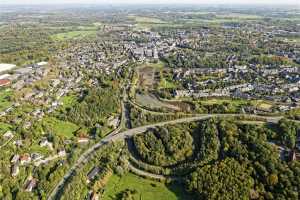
131;118;300;199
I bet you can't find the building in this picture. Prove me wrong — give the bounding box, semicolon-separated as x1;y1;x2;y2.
39;138;53;149
78;137;90;144
20;154;31;165
11;164;19;177
0;79;11;87
24;178;37;192
3;131;14;139
87;167;100;183
11;154;20;163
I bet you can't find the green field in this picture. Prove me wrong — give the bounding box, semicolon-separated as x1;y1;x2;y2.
102;173;193;200
0;89;13;111
42;117;79;138
60;95;78;110
128;15;178;30
158;78;177;89
0;122;12;134
198;98;248;106
129;16;167;24
51;30;97;41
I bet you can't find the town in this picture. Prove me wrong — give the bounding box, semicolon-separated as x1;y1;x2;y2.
0;2;300;200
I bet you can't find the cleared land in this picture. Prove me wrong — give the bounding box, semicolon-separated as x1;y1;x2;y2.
102;173;193;200
138;66;156;89
136;93;180;111
42;117;79;138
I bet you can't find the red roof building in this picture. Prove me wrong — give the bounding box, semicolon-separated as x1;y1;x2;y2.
0;79;11;87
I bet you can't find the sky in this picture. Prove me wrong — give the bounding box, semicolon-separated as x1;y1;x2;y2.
1;0;299;5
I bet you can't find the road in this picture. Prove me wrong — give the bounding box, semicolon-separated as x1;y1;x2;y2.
126;159;180;181
47;113;286;200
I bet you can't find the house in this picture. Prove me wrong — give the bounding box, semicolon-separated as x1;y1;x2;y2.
39;138;53;149
23;121;32;129
31;153;44;161
89;191;99;200
11;164;19;177
20;154;31;165
296;132;300;151
58;149;66;157
13;140;23;147
12;80;25;90
3;131;14;139
174;90;190;98
78;137;89;144
51;79;61;87
24;178;37;192
11;154;20;163
108;116;120;128
0;79;11;87
87;167;100;183
289;150;300;162
37;61;48;66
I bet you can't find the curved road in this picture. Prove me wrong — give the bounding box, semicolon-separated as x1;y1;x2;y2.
127;159;181;182
48;113;284;200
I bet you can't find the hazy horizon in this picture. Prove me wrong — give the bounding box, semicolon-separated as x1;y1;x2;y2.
1;0;299;5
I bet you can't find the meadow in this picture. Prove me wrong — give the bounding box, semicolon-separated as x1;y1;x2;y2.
102;173;193;200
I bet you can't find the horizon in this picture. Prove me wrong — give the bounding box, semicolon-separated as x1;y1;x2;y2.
1;0;300;6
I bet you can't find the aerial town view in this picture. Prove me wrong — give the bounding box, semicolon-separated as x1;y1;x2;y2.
0;0;299;199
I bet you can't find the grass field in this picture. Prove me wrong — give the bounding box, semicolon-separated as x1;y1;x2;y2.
158;78;177;89
102;173;193;200
0;89;13;111
42;117;79;138
60;95;77;110
129;16;166;24
0;122;12;134
251;100;273;110
128;15;178;30
51;30;97;41
198;98;248;106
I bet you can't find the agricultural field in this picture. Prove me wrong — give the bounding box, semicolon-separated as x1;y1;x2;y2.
129;15;178;30
102;173;193;200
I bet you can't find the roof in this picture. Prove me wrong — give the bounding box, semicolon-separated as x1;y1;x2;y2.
87;167;100;181
0;79;11;86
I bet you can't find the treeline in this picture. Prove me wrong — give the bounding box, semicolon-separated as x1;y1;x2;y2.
163;49;227;69
128;104;184;128
187;118;300;199
0;24;63;65
133;125;193;166
61;86;120;127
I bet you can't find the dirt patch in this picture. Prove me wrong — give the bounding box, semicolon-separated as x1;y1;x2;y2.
138;66;155;89
136;93;180;111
